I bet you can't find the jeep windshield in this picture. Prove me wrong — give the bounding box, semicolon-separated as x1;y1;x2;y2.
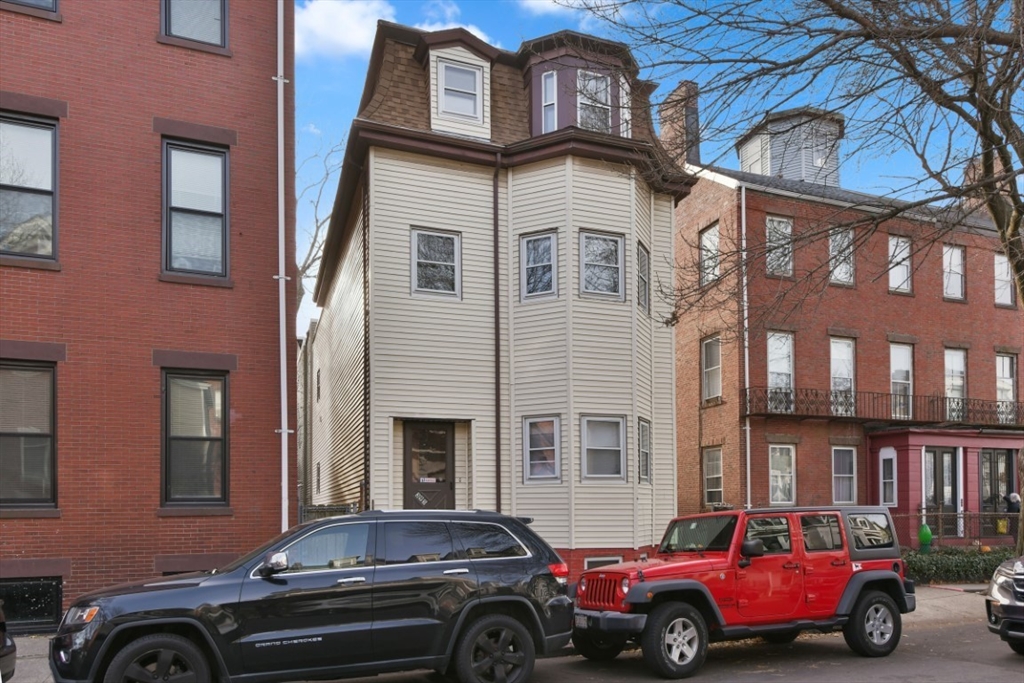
658;515;738;553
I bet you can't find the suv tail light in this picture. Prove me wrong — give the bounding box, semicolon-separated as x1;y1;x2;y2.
548;562;569;585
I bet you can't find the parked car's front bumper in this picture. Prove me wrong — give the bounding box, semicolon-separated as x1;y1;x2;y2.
574;608;647;633
986;599;1024;642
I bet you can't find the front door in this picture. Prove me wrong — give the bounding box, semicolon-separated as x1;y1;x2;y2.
736;514;804;621
924;447;960;536
981;449;1015;534
404;421;454;509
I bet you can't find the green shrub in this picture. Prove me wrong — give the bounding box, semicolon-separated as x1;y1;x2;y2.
903;546;1017;584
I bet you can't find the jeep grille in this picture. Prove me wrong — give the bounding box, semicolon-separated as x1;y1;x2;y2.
579;575;623;610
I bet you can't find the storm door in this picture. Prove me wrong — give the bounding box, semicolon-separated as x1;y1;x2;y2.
924;447;960;537
403;421;455;509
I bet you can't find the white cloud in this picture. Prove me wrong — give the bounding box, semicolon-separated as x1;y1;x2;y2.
295;0;397;59
517;0;581;16
302;122;323;135
414;0;496;46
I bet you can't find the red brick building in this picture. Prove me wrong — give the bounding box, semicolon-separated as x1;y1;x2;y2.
0;0;295;630
672;107;1023;546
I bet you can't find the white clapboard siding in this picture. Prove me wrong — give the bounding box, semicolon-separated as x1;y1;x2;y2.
430;46;491;140
651;194;678;541
311;198;367;506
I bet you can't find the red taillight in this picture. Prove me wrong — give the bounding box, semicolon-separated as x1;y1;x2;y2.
549;562;569;585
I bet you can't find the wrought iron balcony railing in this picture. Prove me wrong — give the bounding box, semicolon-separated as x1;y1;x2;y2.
742;387;1024;427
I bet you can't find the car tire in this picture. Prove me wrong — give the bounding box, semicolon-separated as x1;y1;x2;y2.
640;602;708;679
761;631;799;644
572;629;627;660
454;614;535;683
103;633;210;683
842;590;901;657
1009;640;1024;655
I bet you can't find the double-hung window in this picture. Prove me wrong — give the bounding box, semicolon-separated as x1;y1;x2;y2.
578;71;611;133
767;331;794;413
0;115;56;258
440;61;482;121
702;336;721;401
581;232;623;297
879;449;897;506
944;348;966;421
703;447;723;505
638;419;651;483
699;223;719;286
581;416;624;480
890;344;913;419
637;241;650;313
165;371;227;504
521;232;556;299
413;228;461;296
888;235;912;292
769;445;795;504
163;0;226;47
996;354;1017;425
829;226;854;284
524;417;559;482
943;244;965;300
832;447;856;504
830;338;855;416
541;71;557;133
995;253;1015;306
0;362;55;505
165;142;228;276
765;216;793;276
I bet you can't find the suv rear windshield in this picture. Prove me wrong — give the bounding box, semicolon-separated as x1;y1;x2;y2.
659;516;738;553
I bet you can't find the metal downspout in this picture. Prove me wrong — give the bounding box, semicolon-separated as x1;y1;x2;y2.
275;0;290;531
741;185;752;510
493;152;502;512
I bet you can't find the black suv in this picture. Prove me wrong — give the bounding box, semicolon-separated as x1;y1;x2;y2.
51;510;573;683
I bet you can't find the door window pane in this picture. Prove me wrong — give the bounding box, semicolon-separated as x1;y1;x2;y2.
408;425;449;483
745;516;791;553
801;515;842;551
283;523;372;572
383;521;455;564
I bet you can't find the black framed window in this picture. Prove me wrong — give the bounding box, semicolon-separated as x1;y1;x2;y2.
164;141;228;276
0;115;57;258
163;0;226;47
164;371;227;504
0;361;55;506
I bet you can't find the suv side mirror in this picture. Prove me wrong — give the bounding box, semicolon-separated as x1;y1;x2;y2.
738;539;765;568
258;550;289;577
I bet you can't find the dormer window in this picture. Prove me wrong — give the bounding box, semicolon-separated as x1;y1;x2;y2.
542;72;557;133
440;60;482;122
578;71;611;133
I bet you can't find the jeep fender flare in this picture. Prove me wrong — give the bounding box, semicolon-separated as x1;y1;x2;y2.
624;580;727;625
836;570;909;614
87;617;230;682
442;595;547;657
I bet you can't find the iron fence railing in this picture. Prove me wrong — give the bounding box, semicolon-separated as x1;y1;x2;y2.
743;387;1024;426
890;511;1020;548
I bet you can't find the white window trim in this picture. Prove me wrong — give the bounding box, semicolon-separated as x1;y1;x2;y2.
637;241;650;313
888;235;912;292
769;444;796;505
996;354;1017;426
581;415;625;481
702;336;722;401
890;343;914;419
765;215;793;276
703;447;724;505
943;244;965;300
699;223;720;286
438;58;483;124
829;226;854;284
619;75;631;137
830;337;855;416
411;228;462;298
879;448;897;507
520;231;557;301
831;447;857;505
584;556;623;570
767;331;794;413
542;71;557;134
577;69;611;133
579;231;624;299
995;253;1015;306
523;416;561;483
638;418;651;484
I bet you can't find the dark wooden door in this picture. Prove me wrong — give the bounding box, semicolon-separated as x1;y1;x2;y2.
403;422;454;509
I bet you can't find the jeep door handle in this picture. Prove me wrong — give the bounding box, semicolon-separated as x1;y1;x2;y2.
782;562;800;569
337;576;367;585
443;568;470;575
831;559;847;567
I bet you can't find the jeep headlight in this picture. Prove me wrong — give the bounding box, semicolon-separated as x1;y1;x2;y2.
62;604;101;629
621;577;630;594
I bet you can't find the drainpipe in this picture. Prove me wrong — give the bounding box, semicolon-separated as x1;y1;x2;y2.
493;152;502;512
740;185;752;510
275;0;291;531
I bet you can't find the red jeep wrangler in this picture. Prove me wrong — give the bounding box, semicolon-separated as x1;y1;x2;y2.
573;506;915;678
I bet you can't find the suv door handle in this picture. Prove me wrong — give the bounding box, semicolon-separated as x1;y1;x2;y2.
782;562;800;569
443;568;470;575
337;576;367;585
831;559;847;567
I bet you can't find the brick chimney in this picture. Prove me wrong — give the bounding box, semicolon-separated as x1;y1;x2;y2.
658;80;701;165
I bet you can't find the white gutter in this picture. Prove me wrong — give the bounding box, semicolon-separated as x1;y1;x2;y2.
275;0;290;532
740;185;752;510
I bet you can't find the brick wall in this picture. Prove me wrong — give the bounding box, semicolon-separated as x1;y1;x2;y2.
0;0;296;610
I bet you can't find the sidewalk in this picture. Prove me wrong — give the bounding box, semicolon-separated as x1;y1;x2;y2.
7;586;991;683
